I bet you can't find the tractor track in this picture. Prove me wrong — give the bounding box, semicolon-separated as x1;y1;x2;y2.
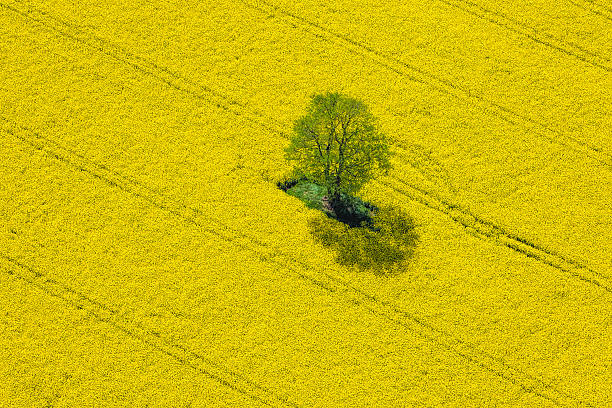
0;254;300;408
1;3;607;405
0;1;278;136
0;0;452;194
377;178;611;293
567;0;612;21
438;0;611;70
239;0;612;167
1;115;593;408
3;0;607;300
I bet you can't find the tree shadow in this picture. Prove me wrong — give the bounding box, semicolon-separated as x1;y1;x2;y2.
277;177;378;228
277;176;419;275
307;204;419;276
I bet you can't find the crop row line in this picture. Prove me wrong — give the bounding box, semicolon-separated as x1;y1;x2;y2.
0;254;295;408
567;0;612;21
271;125;611;292
0;0;451;194
0;1;279;135
587;0;612;13
440;0;611;70
2;4;600;404
7;0;607;314
2;117;587;407
8;0;607;184
0;121;300;408
267;117;610;293
581;0;612;12
272;126;612;296
234;0;611;287
239;0;611;167
11;0;608;173
377;178;611;292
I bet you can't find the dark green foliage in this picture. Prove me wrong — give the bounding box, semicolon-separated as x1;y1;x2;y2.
327;192;377;228
276;178;299;192
284;92;392;203
279;92;417;274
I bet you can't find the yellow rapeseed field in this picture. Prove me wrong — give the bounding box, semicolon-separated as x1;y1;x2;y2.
1;0;610;406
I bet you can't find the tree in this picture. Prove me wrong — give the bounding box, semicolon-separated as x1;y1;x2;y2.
284;92;392;210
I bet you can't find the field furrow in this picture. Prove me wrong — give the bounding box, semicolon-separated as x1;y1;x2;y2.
439;0;611;70
566;0;612;22
1;115;591;407
377;179;612;292
4;0;609;277
0;265;271;407
1;255;296;408
2;63;610;408
241;0;612;164
2;133;574;406
2;0;611;405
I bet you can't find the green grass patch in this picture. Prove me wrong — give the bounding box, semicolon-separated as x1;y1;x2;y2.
282;179;376;227
285;180;328;211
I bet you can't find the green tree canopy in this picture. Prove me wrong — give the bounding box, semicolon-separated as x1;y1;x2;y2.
284;92;392;205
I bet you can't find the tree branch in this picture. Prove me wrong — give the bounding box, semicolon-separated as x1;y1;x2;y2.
304;124;325;159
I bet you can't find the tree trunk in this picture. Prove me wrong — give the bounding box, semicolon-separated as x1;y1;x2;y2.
331;188;342;215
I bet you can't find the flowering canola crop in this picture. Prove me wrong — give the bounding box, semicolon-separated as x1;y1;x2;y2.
1;0;610;406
